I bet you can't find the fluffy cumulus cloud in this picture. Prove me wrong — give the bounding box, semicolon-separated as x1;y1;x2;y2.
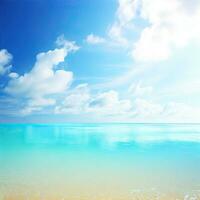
55;84;133;117
54;82;200;122
108;0;138;46
5;36;79;115
55;84;91;114
86;34;105;44
132;0;200;62
107;0;200;62
88;90;132;116
0;49;12;75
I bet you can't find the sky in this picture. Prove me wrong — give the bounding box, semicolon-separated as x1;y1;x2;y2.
1;0;200;123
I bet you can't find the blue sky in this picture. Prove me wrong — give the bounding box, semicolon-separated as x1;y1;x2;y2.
1;0;200;123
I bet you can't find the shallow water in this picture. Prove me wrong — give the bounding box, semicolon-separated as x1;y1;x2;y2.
0;123;200;200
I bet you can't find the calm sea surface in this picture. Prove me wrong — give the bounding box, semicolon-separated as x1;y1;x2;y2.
0;124;200;200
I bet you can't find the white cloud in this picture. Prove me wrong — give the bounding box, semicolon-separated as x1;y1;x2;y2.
5;48;73;97
162;102;200;122
54;82;200;122
55;84;133;117
106;0;200;62
55;84;90;114
8;72;19;79
133;98;163;118
88;90;132;116
0;49;12;75
56;34;80;51
108;0;138;46
128;82;153;97
117;0;138;26
132;0;200;62
85;1;137;47
108;23;128;46
5;36;79;115
130;98;200;123
86;34;105;44
21;98;56;115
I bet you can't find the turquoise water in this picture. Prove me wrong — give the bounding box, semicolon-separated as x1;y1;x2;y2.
0;124;200;199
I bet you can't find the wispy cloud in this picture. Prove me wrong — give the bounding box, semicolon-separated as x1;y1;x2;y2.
0;49;12;75
86;34;105;44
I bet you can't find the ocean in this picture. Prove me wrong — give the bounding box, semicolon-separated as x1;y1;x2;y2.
0;123;200;199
